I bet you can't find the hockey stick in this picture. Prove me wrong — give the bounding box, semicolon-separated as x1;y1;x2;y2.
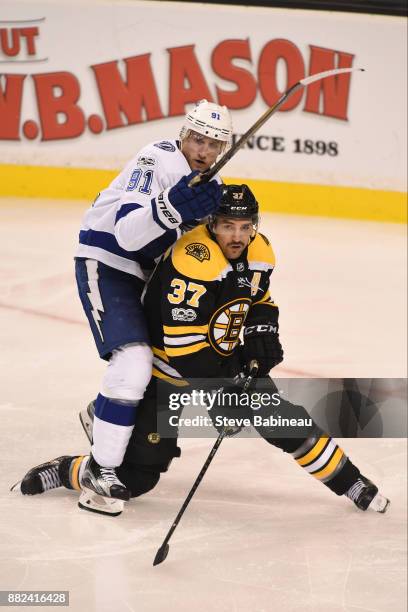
153;360;259;566
189;67;364;187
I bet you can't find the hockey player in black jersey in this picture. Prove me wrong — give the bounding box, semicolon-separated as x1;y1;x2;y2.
12;185;390;517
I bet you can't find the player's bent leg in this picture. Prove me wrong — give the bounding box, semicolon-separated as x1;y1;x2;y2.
290;431;389;512
115;381;181;497
255;388;390;513
77;443;180;515
75;258;153;481
79;379;180;514
116;464;161;498
92;342;153;467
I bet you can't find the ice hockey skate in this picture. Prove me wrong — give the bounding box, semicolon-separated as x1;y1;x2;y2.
79;401;95;443
10;456;74;495
346;475;390;513
78;487;124;517
79;454;130;502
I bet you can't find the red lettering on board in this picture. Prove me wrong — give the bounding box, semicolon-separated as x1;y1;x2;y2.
32;72;85;140
258;39;305;111
211;39;256;109
1;37;357;144
0;74;26;139
168;45;213;116
92;54;163;129
20;27;39;55
0;28;21;57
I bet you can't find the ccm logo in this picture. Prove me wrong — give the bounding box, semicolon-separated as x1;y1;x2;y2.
158;194;178;224
244;324;277;335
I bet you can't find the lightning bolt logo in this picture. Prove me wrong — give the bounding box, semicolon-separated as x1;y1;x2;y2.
85;260;105;342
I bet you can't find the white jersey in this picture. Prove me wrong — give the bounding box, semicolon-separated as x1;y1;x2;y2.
76;139;220;280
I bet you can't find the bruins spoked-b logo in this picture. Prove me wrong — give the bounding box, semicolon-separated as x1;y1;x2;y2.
185;243;210;262
209;298;251;355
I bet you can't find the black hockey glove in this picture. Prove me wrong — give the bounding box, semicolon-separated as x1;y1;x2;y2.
167;171;222;222
243;323;283;377
207;365;258;437
208;384;248;437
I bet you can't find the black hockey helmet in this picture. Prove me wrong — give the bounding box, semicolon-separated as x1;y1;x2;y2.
217;184;259;219
210;183;259;236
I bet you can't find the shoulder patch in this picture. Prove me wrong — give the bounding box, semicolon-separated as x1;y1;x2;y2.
154;141;176;152
185;243;210;263
171;225;227;282
137;155;156;167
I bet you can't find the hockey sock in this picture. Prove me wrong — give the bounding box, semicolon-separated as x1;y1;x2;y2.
63;455;88;491
92;394;139;467
291;433;360;495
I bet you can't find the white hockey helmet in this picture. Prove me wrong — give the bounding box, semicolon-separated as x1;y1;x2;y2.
180;99;233;149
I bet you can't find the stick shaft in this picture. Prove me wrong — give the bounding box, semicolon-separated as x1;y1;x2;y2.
154;361;259;560
159;429;227;549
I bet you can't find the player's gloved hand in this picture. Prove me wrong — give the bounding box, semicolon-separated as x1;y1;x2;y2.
208;386;246;437
207;371;256;437
167;171;222;222
243;323;284;377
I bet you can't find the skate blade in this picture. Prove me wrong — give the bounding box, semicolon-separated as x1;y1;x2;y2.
10;480;22;492
370;492;390;513
79;410;93;444
78;487;123;517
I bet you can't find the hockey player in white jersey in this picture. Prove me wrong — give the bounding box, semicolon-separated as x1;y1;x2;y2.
73;100;232;501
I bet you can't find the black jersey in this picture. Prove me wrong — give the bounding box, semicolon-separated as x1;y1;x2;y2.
143;224;279;385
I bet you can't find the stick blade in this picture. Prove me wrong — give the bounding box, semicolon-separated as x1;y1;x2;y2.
153;543;169;566
300;67;364;87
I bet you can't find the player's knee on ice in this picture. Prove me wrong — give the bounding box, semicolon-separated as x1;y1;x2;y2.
118;442;181;498
101;343;153;402
119;426;181;498
116;464;162;498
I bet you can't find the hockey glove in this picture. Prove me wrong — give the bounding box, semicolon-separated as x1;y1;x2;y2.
208;385;247;437
243;323;284;377
167;171;222;222
207;366;258;437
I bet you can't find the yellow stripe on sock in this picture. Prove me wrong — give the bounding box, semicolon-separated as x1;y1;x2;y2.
71;455;85;491
296;436;329;467
312;448;344;481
